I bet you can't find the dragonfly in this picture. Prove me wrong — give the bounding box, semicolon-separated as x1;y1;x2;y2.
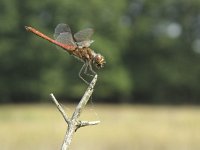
25;23;105;84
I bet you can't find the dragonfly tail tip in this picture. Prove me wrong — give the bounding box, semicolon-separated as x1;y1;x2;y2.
25;26;30;31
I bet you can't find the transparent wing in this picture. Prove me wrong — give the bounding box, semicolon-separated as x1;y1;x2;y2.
54;23;71;39
54;23;76;46
74;28;94;42
56;32;76;46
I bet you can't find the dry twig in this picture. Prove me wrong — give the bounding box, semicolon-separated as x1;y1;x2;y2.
50;75;100;150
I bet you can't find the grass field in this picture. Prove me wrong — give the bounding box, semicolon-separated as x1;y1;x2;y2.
0;104;199;150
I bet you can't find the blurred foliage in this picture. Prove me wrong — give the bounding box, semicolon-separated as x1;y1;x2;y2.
0;0;200;104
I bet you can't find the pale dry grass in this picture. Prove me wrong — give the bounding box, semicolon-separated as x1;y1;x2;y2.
0;104;199;150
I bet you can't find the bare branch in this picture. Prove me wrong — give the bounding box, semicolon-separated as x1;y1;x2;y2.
72;74;98;120
79;120;101;127
50;75;99;150
50;93;70;124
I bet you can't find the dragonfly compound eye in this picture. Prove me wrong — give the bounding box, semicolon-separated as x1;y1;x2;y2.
94;54;105;69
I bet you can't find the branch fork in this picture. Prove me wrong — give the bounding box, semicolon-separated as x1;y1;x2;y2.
50;75;99;150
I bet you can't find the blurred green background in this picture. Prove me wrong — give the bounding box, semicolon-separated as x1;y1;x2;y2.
0;0;200;150
1;0;200;104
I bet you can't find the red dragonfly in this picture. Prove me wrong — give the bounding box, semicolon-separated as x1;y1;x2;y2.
25;24;105;84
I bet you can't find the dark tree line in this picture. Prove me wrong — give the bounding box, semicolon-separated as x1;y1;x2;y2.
0;0;200;104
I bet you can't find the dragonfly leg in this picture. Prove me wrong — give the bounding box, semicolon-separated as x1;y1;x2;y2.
88;62;97;76
79;63;89;85
84;61;95;77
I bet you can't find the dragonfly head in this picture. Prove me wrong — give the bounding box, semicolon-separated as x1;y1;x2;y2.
93;54;106;69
